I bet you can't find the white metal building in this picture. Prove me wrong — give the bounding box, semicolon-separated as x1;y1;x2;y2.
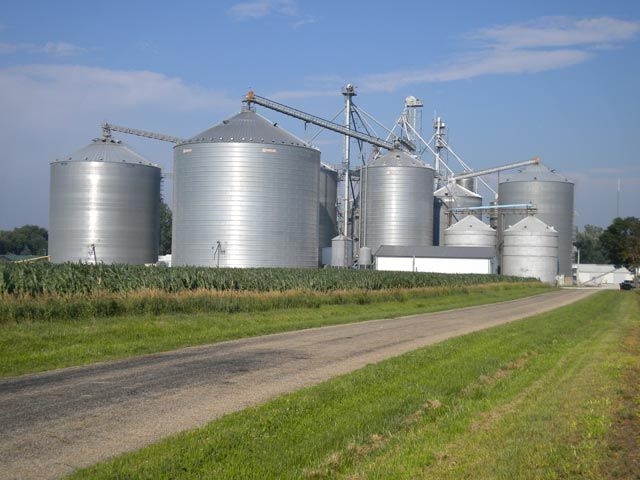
573;264;633;286
375;246;497;274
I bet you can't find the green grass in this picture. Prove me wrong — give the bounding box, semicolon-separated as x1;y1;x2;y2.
0;283;550;377
68;290;639;479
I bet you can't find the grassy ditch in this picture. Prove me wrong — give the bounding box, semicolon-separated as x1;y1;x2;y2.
0;283;550;377
68;290;639;479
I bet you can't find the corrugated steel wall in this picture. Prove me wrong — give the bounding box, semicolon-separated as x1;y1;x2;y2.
502;216;559;283
49;161;160;264
318;165;338;263
360;151;434;254
172;142;319;267
499;168;574;276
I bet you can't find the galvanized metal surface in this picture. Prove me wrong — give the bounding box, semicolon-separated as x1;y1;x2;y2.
360;150;435;255
331;235;353;268
443;215;497;248
49;139;161;264
319;164;338;262
502;216;559;284
498;164;574;276
433;183;483;246
172;111;320;267
186;109;307;146
358;246;373;266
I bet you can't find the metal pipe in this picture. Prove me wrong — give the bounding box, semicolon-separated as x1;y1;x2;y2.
101;123;185;144
450;157;540;182
450;203;535;212
244;91;414;152
342;84;355;236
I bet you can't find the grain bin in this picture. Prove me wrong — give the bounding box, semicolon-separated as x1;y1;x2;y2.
444;215;496;248
498;163;573;276
172;109;320;267
502;216;558;284
331;234;353;268
49;136;160;264
433;183;482;245
319;163;338;265
359;150;434;255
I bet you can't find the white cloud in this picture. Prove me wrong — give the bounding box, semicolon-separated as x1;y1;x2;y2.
0;42;19;54
227;0;295;19
469;16;640;50
0;41;86;57
359;48;589;93
0;64;237;229
40;41;86;57
0;64;234;117
279;16;640;96
292;16;317;29
227;0;317;27
227;1;272;19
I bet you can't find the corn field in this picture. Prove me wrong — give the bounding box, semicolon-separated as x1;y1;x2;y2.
0;263;533;297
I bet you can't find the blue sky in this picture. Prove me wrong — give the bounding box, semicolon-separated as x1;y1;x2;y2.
1;0;639;231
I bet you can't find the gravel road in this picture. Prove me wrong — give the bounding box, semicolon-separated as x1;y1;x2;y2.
0;288;597;479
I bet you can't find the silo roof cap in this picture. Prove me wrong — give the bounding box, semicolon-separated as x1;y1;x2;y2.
184;110;311;147
52;137;157;167
446;215;494;232
500;163;573;184
434;182;482;198
505;215;558;234
369;150;427;168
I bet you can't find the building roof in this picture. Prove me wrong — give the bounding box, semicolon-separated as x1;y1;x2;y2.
375;245;496;259
184;109;310;147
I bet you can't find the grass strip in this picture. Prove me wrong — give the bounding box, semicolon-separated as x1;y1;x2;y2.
68;291;639;479
0;283;550;377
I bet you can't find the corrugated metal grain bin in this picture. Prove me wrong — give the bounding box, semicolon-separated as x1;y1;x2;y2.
502;216;559;284
172;109;319;267
498;163;573;276
49;136;160;264
444;215;497;248
319;163;338;265
433;183;482;245
359;150;435;255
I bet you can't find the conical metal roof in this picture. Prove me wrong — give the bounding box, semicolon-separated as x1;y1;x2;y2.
500;163;573;184
53;137;156;166
434;182;482;198
369;150;426;167
446;214;494;232
186;110;309;146
505;215;558;234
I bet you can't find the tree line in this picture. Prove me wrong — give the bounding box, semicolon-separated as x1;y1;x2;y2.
575;217;640;270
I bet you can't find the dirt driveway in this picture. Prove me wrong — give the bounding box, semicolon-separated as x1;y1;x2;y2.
0;288;597;479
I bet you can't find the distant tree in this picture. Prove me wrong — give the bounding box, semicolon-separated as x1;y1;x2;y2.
0;231;9;254
0;225;48;256
600;217;640;270
159;200;172;256
574;225;609;264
